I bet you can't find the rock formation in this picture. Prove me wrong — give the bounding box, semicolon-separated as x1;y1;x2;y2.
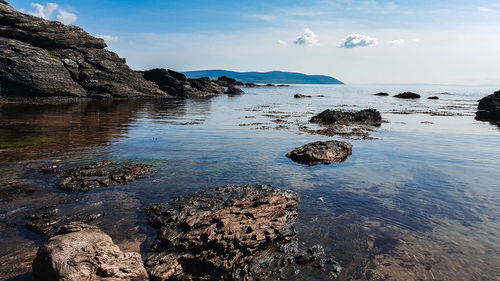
226;85;245;95
294;94;312;98
374;92;389;96
427;96;439;100
286;140;353;165
310;109;382;126
393;92;421;99
215;75;244;87
0;1;167;101
32;222;148;281
144;184;300;280
476;90;500;122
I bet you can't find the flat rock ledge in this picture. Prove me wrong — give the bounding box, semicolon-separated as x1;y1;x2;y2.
32;222;148;281
39;160;155;191
310;109;382;126
144;184;302;280
286;140;353;166
393;92;421;99
476;89;500;122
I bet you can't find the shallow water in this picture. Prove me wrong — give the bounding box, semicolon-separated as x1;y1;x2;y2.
1;85;499;280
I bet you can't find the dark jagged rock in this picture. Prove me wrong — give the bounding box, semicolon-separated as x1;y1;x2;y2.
215;75;244;87
39;160;155;191
244;83;261;88
394;92;421;99
374;92;389;96
0;1;167;100
310;109;382;126
427;96;439;100
226;85;244;95
265;83;275;87
142;68;225;98
144;184;301;281
32;222;148;281
286;140;352;166
25;208;102;237
294;94;312;98
476;90;500;122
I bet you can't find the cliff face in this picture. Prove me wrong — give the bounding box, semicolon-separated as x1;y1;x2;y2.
0;1;168;100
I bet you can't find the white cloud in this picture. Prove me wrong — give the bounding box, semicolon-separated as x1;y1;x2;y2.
29;3;58;19
387;39;405;46
98;35;119;44
339;34;378;48
277;40;287;46
293;28;319;45
26;3;77;24
56;9;77;24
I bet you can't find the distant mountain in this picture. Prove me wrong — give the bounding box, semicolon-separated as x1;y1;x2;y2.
183;70;343;85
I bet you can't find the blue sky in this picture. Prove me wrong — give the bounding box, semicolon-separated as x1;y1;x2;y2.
8;0;500;84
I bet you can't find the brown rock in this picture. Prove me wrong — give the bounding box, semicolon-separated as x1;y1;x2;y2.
286;140;352;165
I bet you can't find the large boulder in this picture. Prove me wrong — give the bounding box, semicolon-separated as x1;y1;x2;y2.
286;140;352;166
226;85;244;95
476;90;500;122
0;1;167;100
32;222;148;281
393;92;420;99
310;109;382;126
144;184;300;281
215;75;243;87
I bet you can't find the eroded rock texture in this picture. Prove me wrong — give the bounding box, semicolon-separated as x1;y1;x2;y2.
144;184;300;281
286;140;353;166
310;109;382;126
32;222;148;281
0;1;166;100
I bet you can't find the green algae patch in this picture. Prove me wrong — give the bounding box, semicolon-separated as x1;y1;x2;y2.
47;51;61;61
0;137;59;149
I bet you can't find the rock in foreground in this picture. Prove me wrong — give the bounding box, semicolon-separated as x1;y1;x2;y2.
394;92;421;99
476;90;500;122
0;1;166;100
144;184;300;281
39;160;155;191
286;140;352;166
32;222;148;281
226;85;245;95
310;109;382;126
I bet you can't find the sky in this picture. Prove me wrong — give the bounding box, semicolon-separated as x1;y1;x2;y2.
7;0;500;85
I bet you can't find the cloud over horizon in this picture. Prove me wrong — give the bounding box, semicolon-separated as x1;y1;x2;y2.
339;34;378;48
293;28;319;45
98;35;119;44
27;2;77;24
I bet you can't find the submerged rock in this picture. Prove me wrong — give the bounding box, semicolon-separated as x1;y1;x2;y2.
0;1;166;100
144;184;300;281
32;222;148;281
25;208;103;237
286;140;352;166
39;160;155;191
373;92;389;96
142;68;225;98
226;85;245;95
294;94;312;98
310;109;382;126
476;90;500;122
394;92;421;99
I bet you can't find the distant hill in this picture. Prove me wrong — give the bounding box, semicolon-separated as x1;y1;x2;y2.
183;70;343;85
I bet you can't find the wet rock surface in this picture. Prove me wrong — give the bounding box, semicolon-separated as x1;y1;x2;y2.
0;1;167;100
226;85;245;95
144;184;341;280
476;90;500;122
394;92;421;99
142;68;226;98
32;222;148;281
39;160;155;191
310;109;382;126
286;141;353;166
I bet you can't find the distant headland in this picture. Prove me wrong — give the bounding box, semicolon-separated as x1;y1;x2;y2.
183;70;344;85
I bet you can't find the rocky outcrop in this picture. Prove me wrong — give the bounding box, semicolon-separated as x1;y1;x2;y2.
39;160;155;191
32;222;148;281
394;92;420;99
216;75;244;87
0;1;167;100
294;94;312;98
144;184;300;281
25;208;102;237
286;140;352;165
141;68;227;98
476;90;500;122
310;109;382;126
374;92;389;96
427;96;439;100
226;85;244;95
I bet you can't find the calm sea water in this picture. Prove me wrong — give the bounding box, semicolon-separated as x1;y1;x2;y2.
1;84;499;280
